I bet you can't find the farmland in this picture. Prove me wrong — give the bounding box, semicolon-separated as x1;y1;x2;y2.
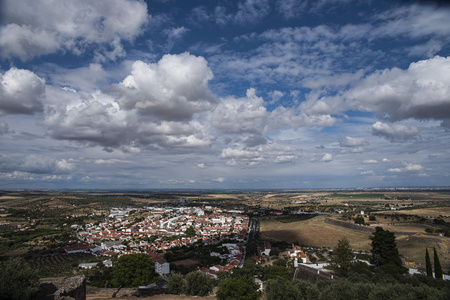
0;188;449;276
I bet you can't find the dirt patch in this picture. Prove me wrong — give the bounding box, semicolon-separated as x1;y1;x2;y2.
172;259;200;267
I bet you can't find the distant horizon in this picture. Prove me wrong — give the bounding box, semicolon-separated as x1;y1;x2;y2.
2;186;450;193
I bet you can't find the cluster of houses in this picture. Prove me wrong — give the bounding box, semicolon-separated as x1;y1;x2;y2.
70;206;250;276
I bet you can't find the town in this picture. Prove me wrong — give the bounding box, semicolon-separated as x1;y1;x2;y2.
72;203;252;279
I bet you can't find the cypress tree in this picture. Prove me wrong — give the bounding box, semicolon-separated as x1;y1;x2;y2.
425;248;433;277
433;247;443;279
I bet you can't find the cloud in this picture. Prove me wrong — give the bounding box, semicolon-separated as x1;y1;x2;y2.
0;68;45;115
164;26;189;52
220;142;298;166
0;121;9;135
213;177;225;182
320;153;333;162
363;160;378;164
267;105;337;131
361;170;375;175
347;56;450;123
1;0;149;61
109;52;216;121
210;88;267;135
387;162;423;173
339;136;368;147
215;0;271;26
404;162;423;171
372;122;419;142
42;53;218;150
21;155;75;174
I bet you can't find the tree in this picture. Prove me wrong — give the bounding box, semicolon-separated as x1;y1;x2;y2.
425;248;433;277
167;273;185;294
354;216;365;225
110;253;159;288
216;276;260;300
265;277;318;300
0;258;40;300
185;225;196;237
370;227;406;275
330;238;354;276
184;271;213;296
433;247;443;279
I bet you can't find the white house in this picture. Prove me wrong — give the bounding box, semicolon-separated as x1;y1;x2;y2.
146;250;170;276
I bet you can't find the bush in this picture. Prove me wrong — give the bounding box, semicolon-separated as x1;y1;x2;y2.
0;258;40;300
216;276;260;300
184;271;213;296
167;273;184;294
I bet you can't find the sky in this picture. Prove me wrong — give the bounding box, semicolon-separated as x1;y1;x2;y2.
1;0;450;190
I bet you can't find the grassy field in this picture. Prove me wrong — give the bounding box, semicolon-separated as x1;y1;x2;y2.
260;215;450;269
260;215;372;251
373;207;450;219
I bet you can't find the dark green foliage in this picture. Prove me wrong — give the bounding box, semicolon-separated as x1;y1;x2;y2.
433;247;443;280
370;227;406;275
425;248;433;277
266;277;445;300
330;238;354;276
183;271;213;296
216;276;260;300
265;278;319;300
369;215;376;221
0;258;40;300
167;273;184;294
354;215;365;225
110;253;158;288
184;226;196;237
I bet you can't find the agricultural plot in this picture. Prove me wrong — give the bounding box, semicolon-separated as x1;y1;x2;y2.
260;215;372;251
27;252;96;278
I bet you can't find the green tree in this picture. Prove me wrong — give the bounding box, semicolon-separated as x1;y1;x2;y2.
110;253;159;288
185;226;196;237
265;277;318;300
0;258;40;300
425;248;433;277
216;276;260;300
330;238;354;276
370;227;406;275
184;271;213;296
433;247;443;279
354;215;365;225
167;273;185;294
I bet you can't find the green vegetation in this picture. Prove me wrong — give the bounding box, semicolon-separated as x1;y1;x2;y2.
216;276;260;300
28;252;97;277
167;271;214;296
110;253;159;288
330;193;385;199
329;238;354;276
167;273;184;294
370;227;407;276
434;247;443;280
183;271;214;296
426;248;433;277
275;214;317;223
0;258;40;300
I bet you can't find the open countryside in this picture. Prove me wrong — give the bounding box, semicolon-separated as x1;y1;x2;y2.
0;189;449;299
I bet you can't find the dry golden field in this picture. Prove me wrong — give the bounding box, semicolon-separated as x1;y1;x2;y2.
260;215;450;269
373;207;450;219
260;215;372;251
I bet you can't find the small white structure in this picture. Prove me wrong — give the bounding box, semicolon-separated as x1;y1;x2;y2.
78;262;98;269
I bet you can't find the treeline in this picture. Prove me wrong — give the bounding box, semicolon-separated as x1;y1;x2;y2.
265;274;449;300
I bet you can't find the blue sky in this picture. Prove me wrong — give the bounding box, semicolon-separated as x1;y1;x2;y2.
1;0;450;190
